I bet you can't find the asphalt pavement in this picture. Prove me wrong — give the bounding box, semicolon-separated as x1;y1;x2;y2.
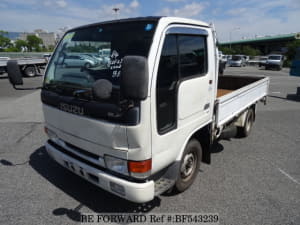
0;66;299;225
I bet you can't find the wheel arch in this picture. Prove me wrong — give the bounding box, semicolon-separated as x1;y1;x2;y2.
175;122;212;164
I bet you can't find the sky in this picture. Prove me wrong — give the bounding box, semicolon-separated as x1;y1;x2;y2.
0;0;300;42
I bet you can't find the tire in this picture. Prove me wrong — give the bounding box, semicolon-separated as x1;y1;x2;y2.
237;108;255;137
174;139;202;192
24;66;36;77
85;63;92;68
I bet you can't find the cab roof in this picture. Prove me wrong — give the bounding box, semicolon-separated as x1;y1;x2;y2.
68;16;210;32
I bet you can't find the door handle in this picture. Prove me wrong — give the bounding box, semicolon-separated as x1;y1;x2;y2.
204;103;210;110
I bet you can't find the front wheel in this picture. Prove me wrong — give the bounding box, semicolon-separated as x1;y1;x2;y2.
174;139;202;192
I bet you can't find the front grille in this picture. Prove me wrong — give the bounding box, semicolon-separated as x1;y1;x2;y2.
48;140;105;171
64;141;99;160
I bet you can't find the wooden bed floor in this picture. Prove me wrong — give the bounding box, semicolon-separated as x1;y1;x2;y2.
217;89;233;98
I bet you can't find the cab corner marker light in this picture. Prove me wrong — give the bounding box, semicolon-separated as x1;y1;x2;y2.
128;159;152;173
44;126;48;134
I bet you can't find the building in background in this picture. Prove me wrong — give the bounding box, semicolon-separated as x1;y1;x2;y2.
19;29;56;48
219;32;300;55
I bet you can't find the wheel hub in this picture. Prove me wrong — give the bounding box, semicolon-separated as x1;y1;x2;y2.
181;153;195;179
246;112;253;132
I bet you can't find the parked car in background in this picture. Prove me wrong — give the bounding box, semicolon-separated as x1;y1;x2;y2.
63;54;99;68
243;55;250;65
259;56;268;67
265;54;284;70
229;55;246;67
221;55;227;63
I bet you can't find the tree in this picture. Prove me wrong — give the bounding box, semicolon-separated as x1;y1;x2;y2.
47;45;55;52
15;40;28;51
219;46;236;55
241;45;261;57
26;35;43;51
0;30;12;51
5;47;19;52
219;45;261;57
286;40;300;61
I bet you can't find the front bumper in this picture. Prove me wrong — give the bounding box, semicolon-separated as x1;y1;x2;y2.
45;141;155;203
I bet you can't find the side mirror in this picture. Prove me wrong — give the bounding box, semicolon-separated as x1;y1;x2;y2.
7;60;41;90
7;60;23;87
121;56;149;100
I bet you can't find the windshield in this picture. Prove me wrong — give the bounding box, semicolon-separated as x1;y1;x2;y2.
268;55;281;60
232;56;242;60
44;20;157;102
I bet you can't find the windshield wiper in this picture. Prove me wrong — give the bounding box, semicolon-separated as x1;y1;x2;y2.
73;89;93;100
45;81;74;88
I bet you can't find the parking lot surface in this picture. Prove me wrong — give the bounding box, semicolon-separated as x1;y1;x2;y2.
0;66;299;225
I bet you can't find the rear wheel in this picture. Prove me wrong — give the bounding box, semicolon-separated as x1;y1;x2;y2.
174;139;202;192
24;66;36;77
237;108;254;137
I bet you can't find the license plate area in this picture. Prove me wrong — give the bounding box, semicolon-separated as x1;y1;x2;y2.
63;160;99;183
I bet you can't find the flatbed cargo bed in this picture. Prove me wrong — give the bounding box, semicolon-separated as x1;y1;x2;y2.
0;58;47;67
216;75;269;127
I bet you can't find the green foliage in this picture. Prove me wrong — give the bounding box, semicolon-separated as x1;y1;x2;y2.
5;47;19;52
219;45;261;56
286;40;300;61
0;31;52;52
219;46;235;55
26;35;43;51
15;40;28;51
241;45;261;56
0;30;8;35
0;30;12;50
283;60;291;68
47;45;55;51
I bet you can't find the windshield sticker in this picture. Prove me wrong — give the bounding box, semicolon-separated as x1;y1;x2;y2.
110;50;123;78
145;23;154;31
111;50;119;59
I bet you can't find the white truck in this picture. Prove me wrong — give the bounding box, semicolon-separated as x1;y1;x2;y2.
0;57;47;77
7;17;269;203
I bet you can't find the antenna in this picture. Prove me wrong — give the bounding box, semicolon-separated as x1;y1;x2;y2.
113;8;120;19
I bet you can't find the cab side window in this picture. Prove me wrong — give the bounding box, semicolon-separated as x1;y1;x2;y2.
178;35;207;78
156;34;178;134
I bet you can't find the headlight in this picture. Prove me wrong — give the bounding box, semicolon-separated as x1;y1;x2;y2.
104;155;129;176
